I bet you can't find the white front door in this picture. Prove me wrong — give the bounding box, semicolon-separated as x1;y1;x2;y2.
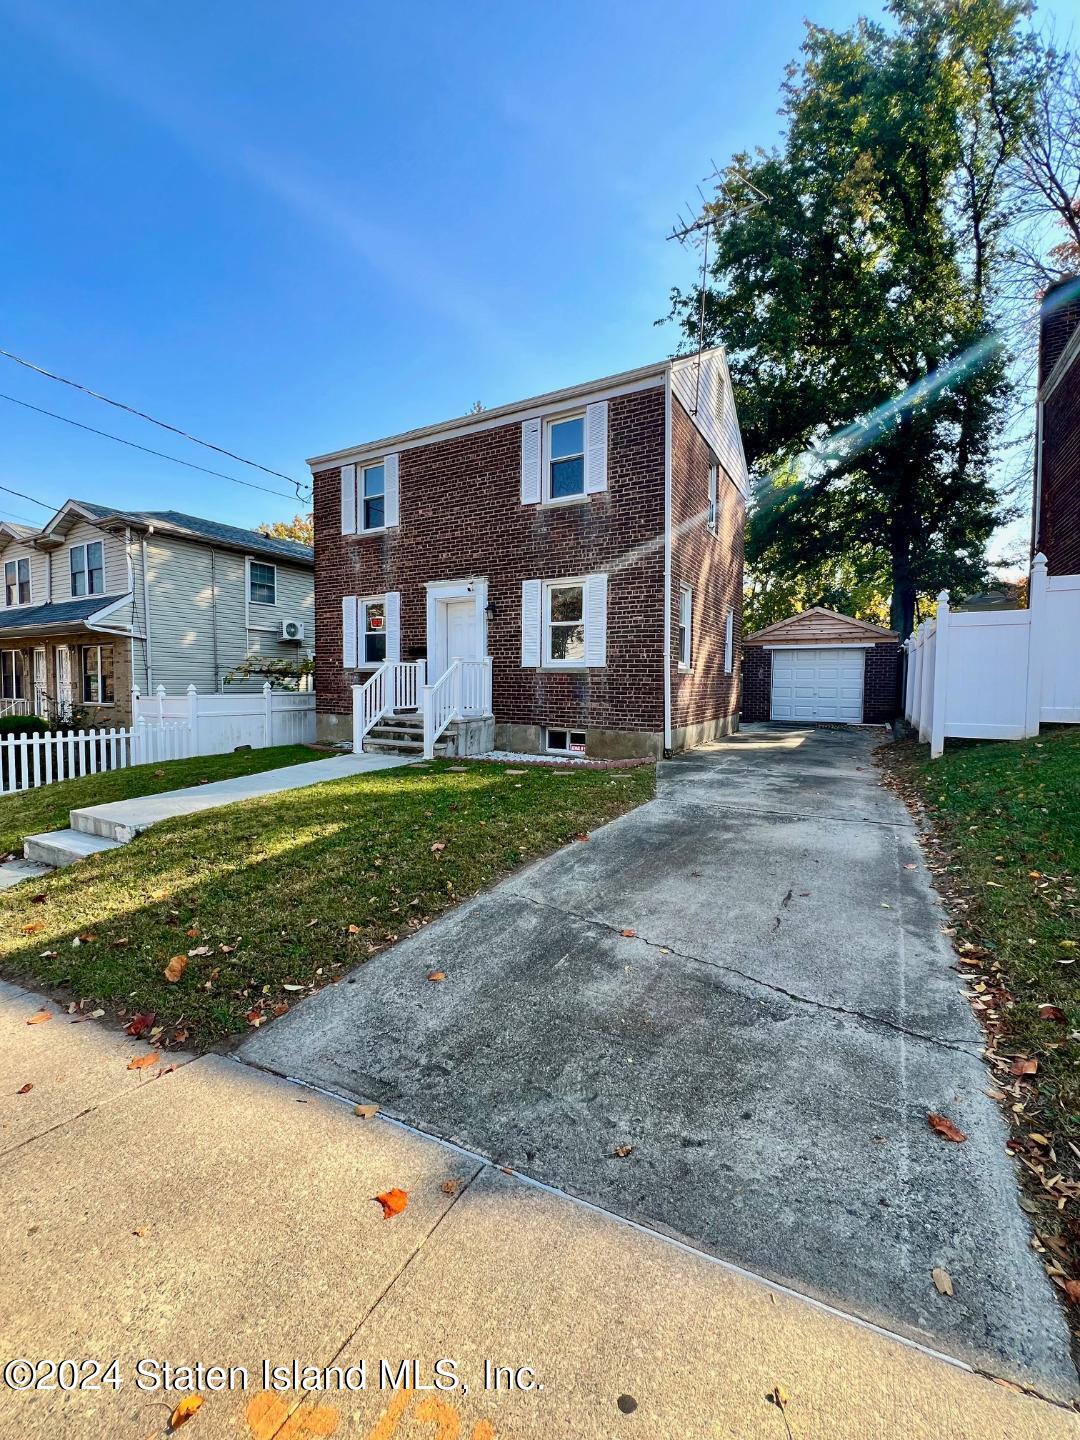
56;646;73;719
770;646;865;722
32;648;47;715
439;597;480;674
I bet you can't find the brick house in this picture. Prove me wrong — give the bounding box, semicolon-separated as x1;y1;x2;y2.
310;348;747;758
1033;275;1080;576
741;609;901;724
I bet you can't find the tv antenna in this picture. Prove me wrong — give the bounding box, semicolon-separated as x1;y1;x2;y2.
667;162;769;415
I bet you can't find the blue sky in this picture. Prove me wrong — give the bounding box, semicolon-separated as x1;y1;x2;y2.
0;0;877;532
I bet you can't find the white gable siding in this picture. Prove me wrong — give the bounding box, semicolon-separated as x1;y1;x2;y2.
670;349;748;496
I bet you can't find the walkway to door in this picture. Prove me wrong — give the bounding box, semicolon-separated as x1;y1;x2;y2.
243;724;1077;1401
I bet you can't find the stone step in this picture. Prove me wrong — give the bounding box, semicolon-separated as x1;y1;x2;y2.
24;829;124;869
368;722;425;739
362;738;450;756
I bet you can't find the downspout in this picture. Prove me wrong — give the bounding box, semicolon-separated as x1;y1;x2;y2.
1032;397;1044;564
140;533;154;690
662;368;673;756
211;547;220;689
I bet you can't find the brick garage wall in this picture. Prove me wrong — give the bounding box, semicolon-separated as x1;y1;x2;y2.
669;396;745;744
863;641;902;723
1039;346;1080;577
313;387;667;746
740;647;771;722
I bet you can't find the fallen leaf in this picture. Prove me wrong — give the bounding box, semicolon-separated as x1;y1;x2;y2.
575;833;591;842
218;942;237;954
246;1008;266;1027
620;928;637;938
38;950;57;959
426;970;446;983
127;1051;160;1070
271;1002;289;1018
26;1010;52;1025
430;841;447;854
113;937;130;949
16;1083;32;1095
766;1385;790;1410
188;945;211;958
353;1103;379;1119
132;1226;149;1238
1010;1057;1038;1077
282;984;307;992
932;1267;954;1296
1028;1133;1051;1147
440;1178;460;1196
928;1113;967;1143
1038;1005;1067;1024
612;1143;634;1158
1062;1279;1080;1304
346;924;360;935
77;932;98;943
21;922;44;935
126;1012;156;1037
185;926;200;938
30;892;47;904
163;955;188;984
375;1188;408;1219
169;1394;204;1429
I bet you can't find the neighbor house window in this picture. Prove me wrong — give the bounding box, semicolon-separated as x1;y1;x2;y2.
249;561;277;605
724;609;734;675
678;585;693;670
546;727;587;755
70;541;104;597
545;414;585;501
1;650;24;700
80;644;115;704
362;598;386;665
4;557;30;606
361;463;385;531
544;581;586;666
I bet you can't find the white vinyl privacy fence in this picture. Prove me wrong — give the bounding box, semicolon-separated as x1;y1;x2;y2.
904;554;1080;758
133;683;316;755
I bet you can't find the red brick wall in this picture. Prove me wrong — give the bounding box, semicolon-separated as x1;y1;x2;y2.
863;641;902;723
1039;345;1080;577
313;387;668;738
669;396;745;737
740;648;772;722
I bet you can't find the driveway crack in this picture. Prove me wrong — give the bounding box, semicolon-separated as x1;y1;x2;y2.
509;892;982;1057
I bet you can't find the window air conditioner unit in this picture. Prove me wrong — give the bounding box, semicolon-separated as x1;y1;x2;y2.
280;619;305;642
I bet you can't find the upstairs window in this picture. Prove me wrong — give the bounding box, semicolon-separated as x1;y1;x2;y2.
678;585;693;670
249;561;277;605
4;557;30;606
361;463;385;531
545;415;585;500
70;541;104;597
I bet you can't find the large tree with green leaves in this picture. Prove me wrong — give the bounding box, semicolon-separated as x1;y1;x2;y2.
668;0;1042;636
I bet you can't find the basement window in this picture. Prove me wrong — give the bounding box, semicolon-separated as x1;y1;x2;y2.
546;727;587;755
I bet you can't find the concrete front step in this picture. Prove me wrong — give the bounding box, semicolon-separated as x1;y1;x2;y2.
363;738;449;756
24;828;124;868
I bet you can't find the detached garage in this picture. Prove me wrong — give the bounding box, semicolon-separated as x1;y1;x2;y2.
741;609;901;725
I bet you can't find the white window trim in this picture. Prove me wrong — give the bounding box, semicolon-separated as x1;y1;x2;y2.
249;560;278;607
542;577;588;669
70;540;105;598
80;643;115;706
359;461;388;534
541;412;587;508
678;584;693;671
707;464;719;536
3;553;32;608
358;593;387;669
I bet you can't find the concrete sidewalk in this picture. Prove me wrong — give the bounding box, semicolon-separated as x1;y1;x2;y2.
0;980;1074;1439
242;725;1079;1400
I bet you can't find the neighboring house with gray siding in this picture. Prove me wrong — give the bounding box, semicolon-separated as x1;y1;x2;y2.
0;500;313;726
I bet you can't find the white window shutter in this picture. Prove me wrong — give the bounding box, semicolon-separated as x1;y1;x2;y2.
584;573;608;667
520;419;541;505
340;464;357;535
342;595;358;667
385;590;401;664
584;401;608;494
521;579;541;667
384;453;400;527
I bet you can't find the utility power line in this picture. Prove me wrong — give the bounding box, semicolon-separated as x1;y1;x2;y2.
0;392;300;501
0;346;310;502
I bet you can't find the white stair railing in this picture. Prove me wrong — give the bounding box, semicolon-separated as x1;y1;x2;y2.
352;661;428;751
422;661;461;759
458;657;492;717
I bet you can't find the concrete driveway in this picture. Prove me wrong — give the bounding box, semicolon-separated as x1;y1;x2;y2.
242;725;1077;1400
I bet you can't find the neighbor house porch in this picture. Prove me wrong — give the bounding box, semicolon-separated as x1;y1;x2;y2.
0;632;133;727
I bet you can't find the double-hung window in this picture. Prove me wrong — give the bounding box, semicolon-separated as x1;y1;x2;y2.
249;561;277;605
544;582;586;665
70;541;104;597
545;415;585;501
4;557;30;606
678;585;693;670
1;650;24;700
361;463;385;531
707;464;719;535
362;598;386;665
81;644;115;704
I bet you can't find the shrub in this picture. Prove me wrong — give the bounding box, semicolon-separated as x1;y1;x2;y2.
0;714;50;738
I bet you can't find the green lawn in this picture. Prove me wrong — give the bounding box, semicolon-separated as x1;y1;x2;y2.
882;728;1080;1280
0;759;655;1050
0;745;318;858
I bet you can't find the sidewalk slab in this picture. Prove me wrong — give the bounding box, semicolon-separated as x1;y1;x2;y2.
0;1053;478;1439
0;980;193;1156
67;752;411;842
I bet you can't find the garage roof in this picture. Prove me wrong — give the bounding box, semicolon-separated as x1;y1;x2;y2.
744;607;897;647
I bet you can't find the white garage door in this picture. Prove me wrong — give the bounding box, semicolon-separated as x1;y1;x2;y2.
770;647;865;723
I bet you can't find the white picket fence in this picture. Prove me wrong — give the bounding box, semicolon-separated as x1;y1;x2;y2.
133;683;316;756
0;720;191;795
904;553;1080;758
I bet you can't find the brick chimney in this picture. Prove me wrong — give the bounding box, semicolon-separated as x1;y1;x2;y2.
1039;276;1080;388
